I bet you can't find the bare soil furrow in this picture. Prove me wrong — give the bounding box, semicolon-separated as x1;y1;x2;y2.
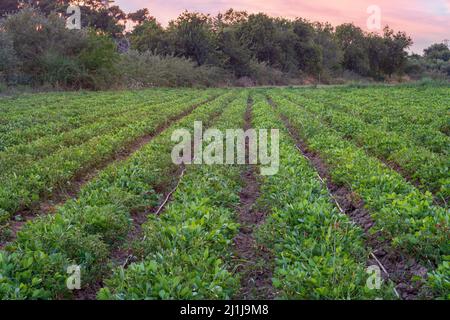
234;97;275;300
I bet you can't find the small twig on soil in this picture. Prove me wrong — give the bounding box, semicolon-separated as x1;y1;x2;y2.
121;254;134;268
370;252;388;275
291;136;346;215
155;168;186;215
370;252;401;299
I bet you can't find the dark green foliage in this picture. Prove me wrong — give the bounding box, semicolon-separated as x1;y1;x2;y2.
424;43;450;61
406;42;450;79
1;5;443;89
127;9;416;83
77;30;119;89
167;11;218;66
0;8;118;89
3;1;126;35
129;19;168;53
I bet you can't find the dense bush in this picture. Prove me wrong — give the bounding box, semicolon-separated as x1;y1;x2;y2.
0;6;448;90
117;50;232;88
0;32;19;84
76;31;119;89
405;43;450;80
0;8;118;90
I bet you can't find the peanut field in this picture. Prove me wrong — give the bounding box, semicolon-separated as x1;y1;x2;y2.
0;86;448;300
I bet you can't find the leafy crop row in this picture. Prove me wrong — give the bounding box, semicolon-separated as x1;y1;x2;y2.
0;89;192;150
0;91;218;230
0;92;201;178
0;86;447;300
281;89;449;199
0;91;236;299
267;93;449;297
285;86;449;152
99;93;248;299
251;93;394;299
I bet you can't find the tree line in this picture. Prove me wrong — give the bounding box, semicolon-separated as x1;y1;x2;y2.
0;1;448;90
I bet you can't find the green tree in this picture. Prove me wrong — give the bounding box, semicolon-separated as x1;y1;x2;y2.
314;22;343;76
291;19;322;75
15;1;125;36
78;30;119;88
336;23;369;76
424;43;450;61
239;13;281;66
380;27;412;76
81;5;126;36
1;8;80;83
215;20;252;77
129;18;168;53
366;33;387;78
0;32;20;82
168;11;217;65
127;8;153;25
1;7;118;88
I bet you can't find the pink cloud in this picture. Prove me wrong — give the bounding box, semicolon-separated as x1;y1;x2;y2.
114;0;450;53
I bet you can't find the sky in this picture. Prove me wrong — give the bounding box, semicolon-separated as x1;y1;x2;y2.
114;0;450;54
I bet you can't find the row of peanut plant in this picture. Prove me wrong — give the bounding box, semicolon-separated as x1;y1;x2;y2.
251;93;394;299
281;89;449;200
0;92;237;299
284;86;449;154
0;89;190;120
98;92;249;299
0;92;202;177
336;88;449;155
0;89;194;150
267;91;449;299
0;91;219;233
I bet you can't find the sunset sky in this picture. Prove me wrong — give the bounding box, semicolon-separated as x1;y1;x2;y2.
114;0;450;54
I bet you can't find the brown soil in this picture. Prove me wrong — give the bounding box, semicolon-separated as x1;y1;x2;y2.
0;95;218;250
269;96;428;300
233;97;275;300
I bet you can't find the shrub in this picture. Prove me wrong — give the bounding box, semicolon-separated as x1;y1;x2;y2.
248;60;287;85
0;81;7;93
0;8;118;90
117;50;232;88
38;51;85;88
1;8;82;86
77;30;119;90
0;32;20;84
